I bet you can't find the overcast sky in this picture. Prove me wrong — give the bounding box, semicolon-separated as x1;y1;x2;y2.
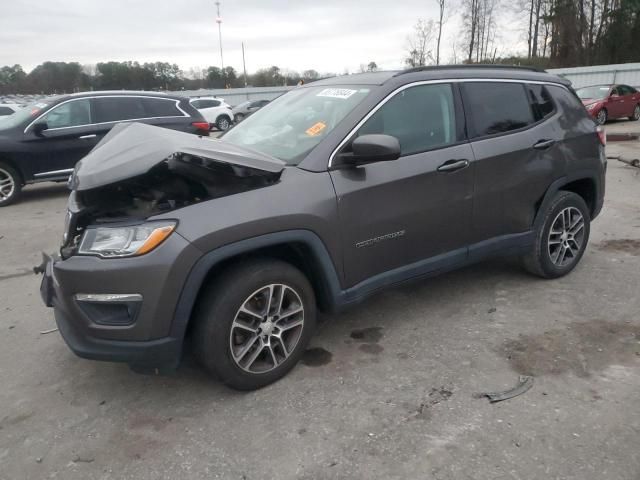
0;0;525;75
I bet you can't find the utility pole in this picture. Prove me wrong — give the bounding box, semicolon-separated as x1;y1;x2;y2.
215;1;224;87
242;42;248;88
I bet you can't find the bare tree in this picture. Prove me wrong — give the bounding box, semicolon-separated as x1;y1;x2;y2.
435;0;447;65
405;19;436;67
462;0;499;62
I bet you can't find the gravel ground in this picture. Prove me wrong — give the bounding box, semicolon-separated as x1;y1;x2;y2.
0;121;639;480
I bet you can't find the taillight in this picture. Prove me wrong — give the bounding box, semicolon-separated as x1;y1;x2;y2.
192;121;210;132
596;126;606;146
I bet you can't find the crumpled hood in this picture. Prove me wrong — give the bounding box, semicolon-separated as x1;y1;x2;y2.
72;122;285;191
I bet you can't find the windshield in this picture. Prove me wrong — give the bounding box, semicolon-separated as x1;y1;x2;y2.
576;86;610;100
0;100;53;131
221;85;372;164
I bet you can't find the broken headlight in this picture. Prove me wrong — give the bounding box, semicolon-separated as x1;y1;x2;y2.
77;221;176;258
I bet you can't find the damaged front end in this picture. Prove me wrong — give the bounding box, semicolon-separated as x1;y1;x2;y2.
60;122;285;258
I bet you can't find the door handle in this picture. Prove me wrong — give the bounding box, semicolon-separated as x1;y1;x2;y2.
78;134;97;139
533;139;555;150
437;159;469;173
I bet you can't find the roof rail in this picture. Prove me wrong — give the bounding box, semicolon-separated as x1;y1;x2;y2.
394;64;546;76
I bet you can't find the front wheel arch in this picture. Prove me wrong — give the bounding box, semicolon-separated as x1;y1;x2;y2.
172;231;343;342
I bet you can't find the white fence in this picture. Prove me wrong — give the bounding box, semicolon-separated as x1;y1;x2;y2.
548;63;640;88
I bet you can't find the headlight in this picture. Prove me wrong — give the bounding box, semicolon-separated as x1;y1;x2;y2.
78;221;176;258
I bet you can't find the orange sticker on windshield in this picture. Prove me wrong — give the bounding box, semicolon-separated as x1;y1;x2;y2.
306;121;326;136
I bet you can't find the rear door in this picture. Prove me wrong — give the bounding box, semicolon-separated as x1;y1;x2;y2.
330;82;474;287
461;81;560;252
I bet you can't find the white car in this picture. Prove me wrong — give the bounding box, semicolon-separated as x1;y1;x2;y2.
0;104;23;118
189;97;234;131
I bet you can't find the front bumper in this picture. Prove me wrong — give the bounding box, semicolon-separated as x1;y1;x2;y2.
39;232;202;372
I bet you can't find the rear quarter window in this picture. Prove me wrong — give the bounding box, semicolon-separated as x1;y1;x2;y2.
463;82;534;138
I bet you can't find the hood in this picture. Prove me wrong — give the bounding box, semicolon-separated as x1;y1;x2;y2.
72;122;285;191
581;98;601;107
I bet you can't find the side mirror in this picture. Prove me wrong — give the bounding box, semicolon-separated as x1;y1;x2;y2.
32;121;49;136
343;134;401;166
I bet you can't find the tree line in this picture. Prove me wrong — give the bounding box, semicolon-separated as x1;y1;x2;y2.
405;0;639;68
0;61;323;95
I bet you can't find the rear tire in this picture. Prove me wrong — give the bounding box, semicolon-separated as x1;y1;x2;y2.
216;115;231;131
522;191;590;279
0;162;22;207
193;259;316;390
629;104;640;121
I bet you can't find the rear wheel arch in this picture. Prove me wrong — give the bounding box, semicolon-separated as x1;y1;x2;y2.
534;175;599;227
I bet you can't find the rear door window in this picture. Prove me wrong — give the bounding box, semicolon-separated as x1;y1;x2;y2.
42;99;92;128
355;83;458;156
93;97;146;123
463;82;535;137
527;84;555;121
141;98;182;117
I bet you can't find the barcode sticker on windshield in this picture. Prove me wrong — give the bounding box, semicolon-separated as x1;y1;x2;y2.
317;88;357;99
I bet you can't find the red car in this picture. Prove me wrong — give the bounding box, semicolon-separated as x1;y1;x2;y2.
577;84;640;125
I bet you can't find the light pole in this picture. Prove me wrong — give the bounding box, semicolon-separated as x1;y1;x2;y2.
215;1;224;87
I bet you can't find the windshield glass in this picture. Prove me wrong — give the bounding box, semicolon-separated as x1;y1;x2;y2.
576;86;610;100
0;100;53;131
221;85;372;164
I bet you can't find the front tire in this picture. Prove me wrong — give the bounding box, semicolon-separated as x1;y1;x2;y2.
193;259;316;390
596;108;608;125
0;162;22;207
234;113;244;123
216;115;231;131
522;191;591;279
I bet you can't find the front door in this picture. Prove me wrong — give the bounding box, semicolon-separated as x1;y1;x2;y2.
22;98;100;179
330;83;473;288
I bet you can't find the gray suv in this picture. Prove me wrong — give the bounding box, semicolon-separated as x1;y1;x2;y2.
40;66;606;390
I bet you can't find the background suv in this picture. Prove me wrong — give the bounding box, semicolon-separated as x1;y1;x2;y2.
189;97;234;131
0;91;208;206
40;66;606;390
577;84;640;124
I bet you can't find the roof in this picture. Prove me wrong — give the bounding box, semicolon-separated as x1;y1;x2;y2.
310;65;570;87
61;90;187;100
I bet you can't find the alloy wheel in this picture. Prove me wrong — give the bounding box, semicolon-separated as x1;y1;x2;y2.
596;109;607;125
633;105;640;121
547;206;585;267
0;167;15;203
229;284;305;374
218;118;230;130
